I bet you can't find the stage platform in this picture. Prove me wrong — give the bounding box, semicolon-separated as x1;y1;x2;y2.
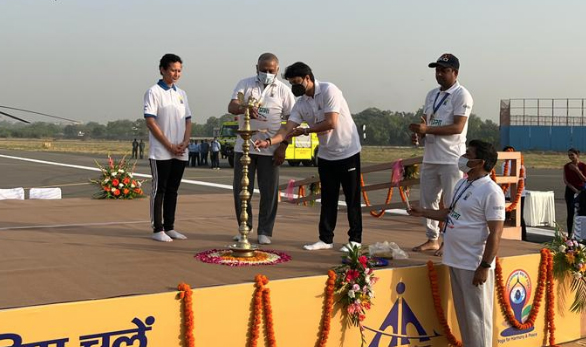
0;193;543;310
1;194;584;347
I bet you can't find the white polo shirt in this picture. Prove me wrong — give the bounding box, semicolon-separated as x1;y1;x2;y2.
442;175;506;271
231;76;295;156
422;81;473;164
289;80;361;161
144;80;192;161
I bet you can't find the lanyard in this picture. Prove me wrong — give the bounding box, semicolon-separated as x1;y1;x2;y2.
442;179;474;233
432;92;450;115
449;179;474;211
258;82;276;105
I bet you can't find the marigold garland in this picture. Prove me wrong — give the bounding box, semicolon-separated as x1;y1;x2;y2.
490;150;525;212
361;175;410;218
298;185;307;206
546;250;557;347
248;274;277;347
177;282;195;347
495;250;547;329
317;270;336;347
426;261;463;347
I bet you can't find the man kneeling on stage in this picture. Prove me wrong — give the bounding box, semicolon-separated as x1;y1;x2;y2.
407;139;505;347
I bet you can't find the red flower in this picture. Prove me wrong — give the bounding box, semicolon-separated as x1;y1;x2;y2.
123;177;130;185
358;255;368;268
346;269;360;282
103;186;110;192
134;188;142;194
113;189;120;196
123;188;130;195
112;179;120;187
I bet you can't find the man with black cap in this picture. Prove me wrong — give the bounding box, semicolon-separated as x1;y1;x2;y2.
409;53;473;255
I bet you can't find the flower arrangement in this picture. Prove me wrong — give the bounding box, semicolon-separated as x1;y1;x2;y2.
333;244;378;346
91;155;144;199
546;228;586;312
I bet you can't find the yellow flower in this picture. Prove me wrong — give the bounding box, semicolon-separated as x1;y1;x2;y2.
566;252;576;264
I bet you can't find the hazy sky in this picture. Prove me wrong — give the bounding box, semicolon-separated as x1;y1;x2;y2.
1;1;585;125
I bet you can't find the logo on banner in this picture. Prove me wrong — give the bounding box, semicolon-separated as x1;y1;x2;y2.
500;269;536;339
365;282;441;347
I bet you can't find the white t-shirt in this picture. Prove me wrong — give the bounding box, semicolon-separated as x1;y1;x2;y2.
289;80;361;161
422;82;473;164
442;175;506;271
144;80;192;161
231;76;295;156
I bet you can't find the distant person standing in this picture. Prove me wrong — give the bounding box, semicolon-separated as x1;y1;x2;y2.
210;137;221;169
409;53;473;256
200;139;209;166
144;53;191;242
188;140;199;167
132;138;139;159
139;139;145;159
563;148;586;237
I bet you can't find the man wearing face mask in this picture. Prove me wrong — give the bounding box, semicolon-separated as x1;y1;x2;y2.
409;53;473;256
227;53;296;245
408;139;505;347
256;62;363;252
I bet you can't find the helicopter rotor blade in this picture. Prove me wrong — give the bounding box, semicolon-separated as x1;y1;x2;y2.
0;110;31;124
0;105;79;124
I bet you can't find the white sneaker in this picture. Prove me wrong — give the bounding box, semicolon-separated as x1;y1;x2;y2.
303;241;333;251
152;231;173;242
258;235;271;245
166;230;187;240
233;228;254;241
340;241;362;252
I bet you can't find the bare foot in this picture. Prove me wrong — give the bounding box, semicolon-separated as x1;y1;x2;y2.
412;239;440;252
433;242;444;256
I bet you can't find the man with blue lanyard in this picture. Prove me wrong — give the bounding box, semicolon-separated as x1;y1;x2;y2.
408;139;505;347
409;53;473;256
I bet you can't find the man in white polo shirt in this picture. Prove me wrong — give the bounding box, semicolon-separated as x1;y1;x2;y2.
144;53;192;242
227;53;295;245
409;53;473;255
256;62;362;252
408;139;505;347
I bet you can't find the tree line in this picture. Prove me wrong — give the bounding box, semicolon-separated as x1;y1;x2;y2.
0;108;499;146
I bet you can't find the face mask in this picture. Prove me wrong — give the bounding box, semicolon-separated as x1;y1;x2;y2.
258;71;276;85
458;156;472;173
292;82;306;97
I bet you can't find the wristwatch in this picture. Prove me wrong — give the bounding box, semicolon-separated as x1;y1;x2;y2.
480;261;491;269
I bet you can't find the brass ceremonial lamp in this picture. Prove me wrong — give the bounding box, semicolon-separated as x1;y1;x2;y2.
229;92;260;258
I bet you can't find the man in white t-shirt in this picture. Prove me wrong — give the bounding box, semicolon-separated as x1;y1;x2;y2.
143;53;192;242
408;139;505;347
409;53;473;255
227;53;296;245
256;62;362;252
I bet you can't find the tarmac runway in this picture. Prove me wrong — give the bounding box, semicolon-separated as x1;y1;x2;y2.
0;148;566;243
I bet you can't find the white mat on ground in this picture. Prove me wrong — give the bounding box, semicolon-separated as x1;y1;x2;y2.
29;188;62;199
0;187;25;200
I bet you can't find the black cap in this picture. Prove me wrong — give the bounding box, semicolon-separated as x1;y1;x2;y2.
428;53;460;70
